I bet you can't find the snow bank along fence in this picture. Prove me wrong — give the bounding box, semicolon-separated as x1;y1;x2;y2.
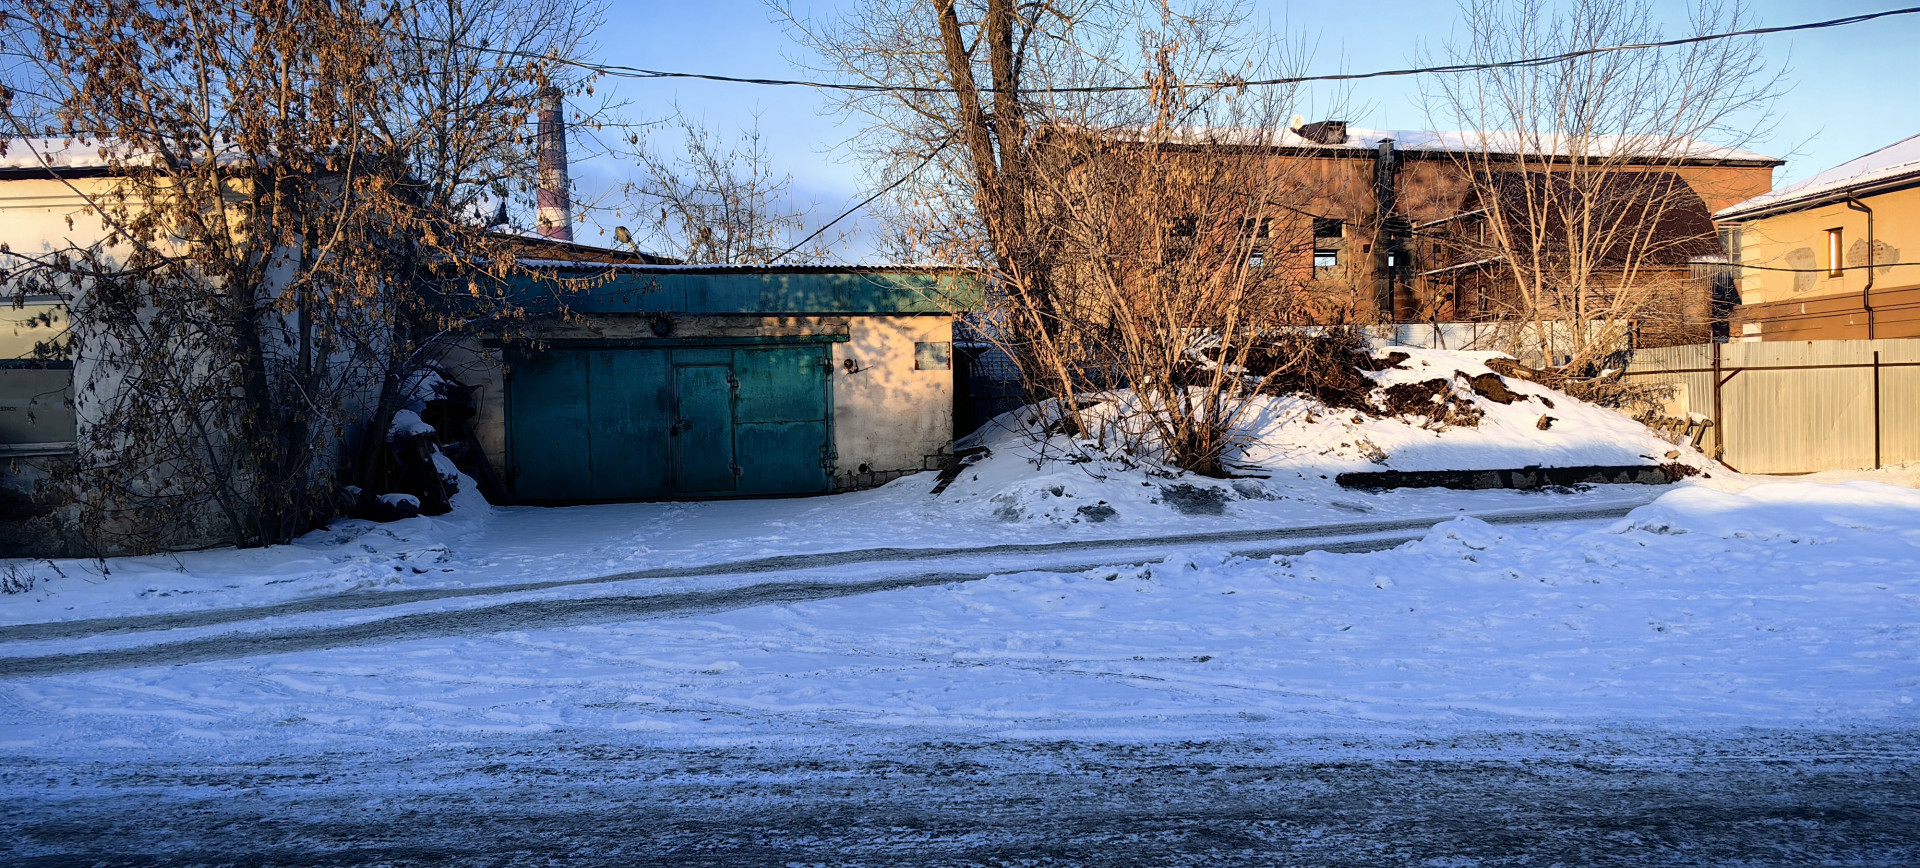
1621;338;1920;474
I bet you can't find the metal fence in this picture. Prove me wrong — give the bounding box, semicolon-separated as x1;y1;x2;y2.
955;342;1029;436
1621;338;1920;474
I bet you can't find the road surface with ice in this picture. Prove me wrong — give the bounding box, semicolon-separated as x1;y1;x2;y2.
8;730;1917;866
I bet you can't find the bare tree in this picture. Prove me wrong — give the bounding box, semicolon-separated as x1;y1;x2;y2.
352;0;605;502
781;0;1327;475
1422;0;1781;372
0;0;596;551
622;113;842;264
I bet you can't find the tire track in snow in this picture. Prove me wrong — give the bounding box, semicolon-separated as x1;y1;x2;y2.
0;502;1648;646
0;532;1448;677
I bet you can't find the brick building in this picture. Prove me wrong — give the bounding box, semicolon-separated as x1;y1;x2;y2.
1165;121;1780;346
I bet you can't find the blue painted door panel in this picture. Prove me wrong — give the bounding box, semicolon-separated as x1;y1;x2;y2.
588;349;671;499
670;364;737;494
731;345;830;495
508;342;831;501
507;350;591;501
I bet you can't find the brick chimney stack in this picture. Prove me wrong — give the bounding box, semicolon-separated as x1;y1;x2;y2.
535;86;573;242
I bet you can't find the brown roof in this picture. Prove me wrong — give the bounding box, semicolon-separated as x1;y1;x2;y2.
494;231;681;266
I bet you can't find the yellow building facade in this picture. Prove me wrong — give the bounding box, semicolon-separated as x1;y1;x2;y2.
1717;135;1920;341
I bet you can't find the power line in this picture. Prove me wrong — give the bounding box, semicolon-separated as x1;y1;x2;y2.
1733;261;1920;273
770;136;956;263
454;6;1920;95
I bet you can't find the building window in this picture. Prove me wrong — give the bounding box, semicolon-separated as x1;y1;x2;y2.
1718;227;1742;264
1828;228;1844;277
1312;249;1339;277
1311;218;1342;278
0;298;76;454
1243;217;1271;268
914;341;952;371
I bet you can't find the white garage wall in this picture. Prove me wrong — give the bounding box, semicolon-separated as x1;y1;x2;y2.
831;315;954;489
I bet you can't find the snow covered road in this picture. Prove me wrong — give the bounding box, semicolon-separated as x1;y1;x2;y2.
4;480;1918;864
7;729;1918;866
0;502;1647;645
0;504;1644;677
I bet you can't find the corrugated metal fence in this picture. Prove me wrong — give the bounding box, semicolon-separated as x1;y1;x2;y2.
1622;339;1920;474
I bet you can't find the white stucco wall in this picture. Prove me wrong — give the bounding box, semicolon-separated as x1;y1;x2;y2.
0;176;120;259
830;315;955;484
0;176;111;453
1;172;387;551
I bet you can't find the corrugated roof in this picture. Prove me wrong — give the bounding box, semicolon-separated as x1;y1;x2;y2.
1715;133;1920;220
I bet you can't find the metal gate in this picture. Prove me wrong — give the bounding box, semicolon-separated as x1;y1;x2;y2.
505;342;832;501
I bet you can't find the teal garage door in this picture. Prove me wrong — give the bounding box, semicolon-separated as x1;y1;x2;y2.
507;344;831;501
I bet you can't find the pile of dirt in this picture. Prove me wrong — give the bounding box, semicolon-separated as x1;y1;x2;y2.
1379;377;1486;428
1237;331;1408;413
1236;332;1544;431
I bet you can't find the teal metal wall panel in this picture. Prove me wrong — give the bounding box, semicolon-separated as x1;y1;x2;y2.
506;350;591;500
507;340;836;502
587;349;671;499
506;268;976;316
670;364;738;494
733;345;828;424
733;421;828;495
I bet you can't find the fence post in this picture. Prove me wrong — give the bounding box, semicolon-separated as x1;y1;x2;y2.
1710;341;1724;460
1874;349;1883;470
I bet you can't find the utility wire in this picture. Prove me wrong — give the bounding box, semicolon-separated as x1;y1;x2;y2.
1731;261;1920;273
452;7;1920;94
769;136;956;263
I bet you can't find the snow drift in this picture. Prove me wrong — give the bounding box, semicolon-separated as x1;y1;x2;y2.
929;346;1709;529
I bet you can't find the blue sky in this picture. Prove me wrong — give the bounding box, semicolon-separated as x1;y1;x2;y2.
573;1;1920;259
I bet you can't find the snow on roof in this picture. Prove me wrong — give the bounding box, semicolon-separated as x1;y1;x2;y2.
1715;133;1920;220
0;136;142;171
513;258;943;274
490;227;674;262
1151;125;1778;164
0;135;269;175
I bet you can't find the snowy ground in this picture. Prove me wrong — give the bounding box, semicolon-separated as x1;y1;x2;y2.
5;479;1920;863
8;480;1916;749
4;348;1917;863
